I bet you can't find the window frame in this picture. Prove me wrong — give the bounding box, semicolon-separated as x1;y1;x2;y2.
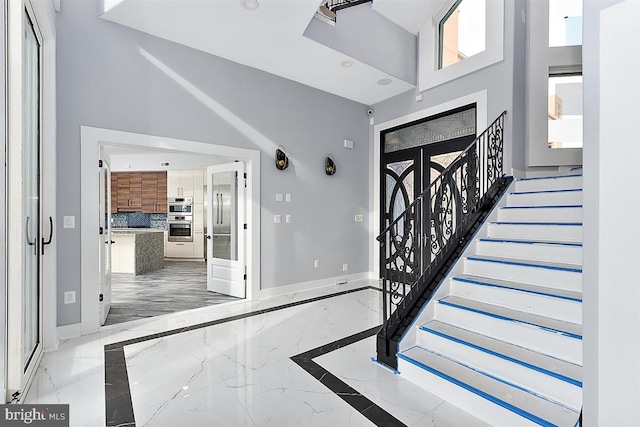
418;0;504;92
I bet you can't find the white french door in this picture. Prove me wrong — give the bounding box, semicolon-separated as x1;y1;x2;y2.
6;3;46;401
98;159;113;325
206;162;246;298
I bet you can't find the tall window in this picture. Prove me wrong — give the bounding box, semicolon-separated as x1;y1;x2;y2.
548;74;583;149
439;0;486;69
549;0;583;47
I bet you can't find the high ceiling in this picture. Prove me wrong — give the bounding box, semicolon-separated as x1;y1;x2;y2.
100;0;447;106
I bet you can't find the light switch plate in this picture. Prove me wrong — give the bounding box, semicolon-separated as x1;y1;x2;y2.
276;194;283;202
285;193;291;202
355;214;364;222
285;215;292;223
274;215;281;223
344;139;354;149
63;216;75;229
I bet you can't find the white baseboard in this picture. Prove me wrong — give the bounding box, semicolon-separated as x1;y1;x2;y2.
56;323;82;342
260;272;376;299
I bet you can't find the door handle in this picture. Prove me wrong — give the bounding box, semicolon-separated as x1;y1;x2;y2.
206;235;211;240
26;216;35;246
220;193;223;224
42;216;53;255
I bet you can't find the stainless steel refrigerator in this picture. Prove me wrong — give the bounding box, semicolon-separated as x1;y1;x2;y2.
210;172;237;261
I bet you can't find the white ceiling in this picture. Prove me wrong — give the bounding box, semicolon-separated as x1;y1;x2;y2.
99;0;446;106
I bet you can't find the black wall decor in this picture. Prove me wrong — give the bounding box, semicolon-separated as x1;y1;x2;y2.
325;154;336;176
275;146;289;170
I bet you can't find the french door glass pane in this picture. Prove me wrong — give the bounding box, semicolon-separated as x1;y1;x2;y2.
212;172;237;261
23;11;40;370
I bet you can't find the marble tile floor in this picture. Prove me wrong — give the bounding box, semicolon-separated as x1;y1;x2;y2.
26;280;489;427
106;260;239;326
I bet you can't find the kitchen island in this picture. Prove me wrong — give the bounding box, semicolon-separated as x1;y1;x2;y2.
111;229;165;275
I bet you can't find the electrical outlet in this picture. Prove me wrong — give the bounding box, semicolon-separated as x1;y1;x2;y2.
314;259;320;268
276;194;283;202
343;263;348;272
64;291;76;304
63;216;75;229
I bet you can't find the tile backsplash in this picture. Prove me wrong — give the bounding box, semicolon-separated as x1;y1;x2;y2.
110;212;167;229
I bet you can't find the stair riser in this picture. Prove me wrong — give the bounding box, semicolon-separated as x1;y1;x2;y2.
476;240;582;265
515;176;582;193
435;303;582;365
450;280;582;323
397;358;542;427
497;207;582;223
488;224;582;243
416;331;582;410
507;191;582;207
464;259;582;292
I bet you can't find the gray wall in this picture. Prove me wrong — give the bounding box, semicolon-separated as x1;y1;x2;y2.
56;0;370;326
304;3;417;85
371;0;524;175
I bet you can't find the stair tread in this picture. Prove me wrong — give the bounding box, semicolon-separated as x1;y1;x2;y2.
479;237;582;247
453;274;582;302
501;205;582;209
516;174;582;181
438;295;582;339
419;320;583;386
467;255;582;272
510;188;582;195
490;221;582;226
398;346;580;426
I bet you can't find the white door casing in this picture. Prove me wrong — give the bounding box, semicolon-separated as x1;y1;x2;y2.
206;162;246;298
80;127;260;336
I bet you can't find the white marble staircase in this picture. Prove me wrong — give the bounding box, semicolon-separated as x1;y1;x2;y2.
396;174;583;427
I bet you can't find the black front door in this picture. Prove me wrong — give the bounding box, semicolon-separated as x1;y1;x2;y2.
380;104;477;281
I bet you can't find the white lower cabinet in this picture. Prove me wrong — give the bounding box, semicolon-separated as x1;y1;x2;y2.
166;241;194;258
194;230;205;259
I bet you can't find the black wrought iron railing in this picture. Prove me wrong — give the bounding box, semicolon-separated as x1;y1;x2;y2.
317;0;371;22
376;111;512;369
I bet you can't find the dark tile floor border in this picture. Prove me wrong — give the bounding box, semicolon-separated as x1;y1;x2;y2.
291;326;407;427
104;285;404;427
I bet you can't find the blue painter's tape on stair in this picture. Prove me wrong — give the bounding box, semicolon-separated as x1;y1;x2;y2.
419;324;583;387
490;221;582;226
438;299;583;340
370;357;400;375
510;188;582;195
517;174;582;181
452;276;583;302
397;352;559;427
501;205;582;209
478;238;582;247
467;256;583;273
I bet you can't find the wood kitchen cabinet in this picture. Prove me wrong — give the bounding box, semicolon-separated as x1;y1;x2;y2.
141;172;158;213
110;173;118;213
115;172;142;211
112;171;167;213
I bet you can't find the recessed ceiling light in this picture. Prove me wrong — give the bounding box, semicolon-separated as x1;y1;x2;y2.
341;60;353;68
241;0;259;10
377;78;392;86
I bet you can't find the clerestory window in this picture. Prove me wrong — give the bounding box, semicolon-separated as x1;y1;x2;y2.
438;0;486;70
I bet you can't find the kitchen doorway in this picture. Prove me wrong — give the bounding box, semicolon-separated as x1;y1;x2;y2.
80;127;261;334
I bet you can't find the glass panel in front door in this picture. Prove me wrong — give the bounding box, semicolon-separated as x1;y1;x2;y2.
23;10;41;370
211;171;238;261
